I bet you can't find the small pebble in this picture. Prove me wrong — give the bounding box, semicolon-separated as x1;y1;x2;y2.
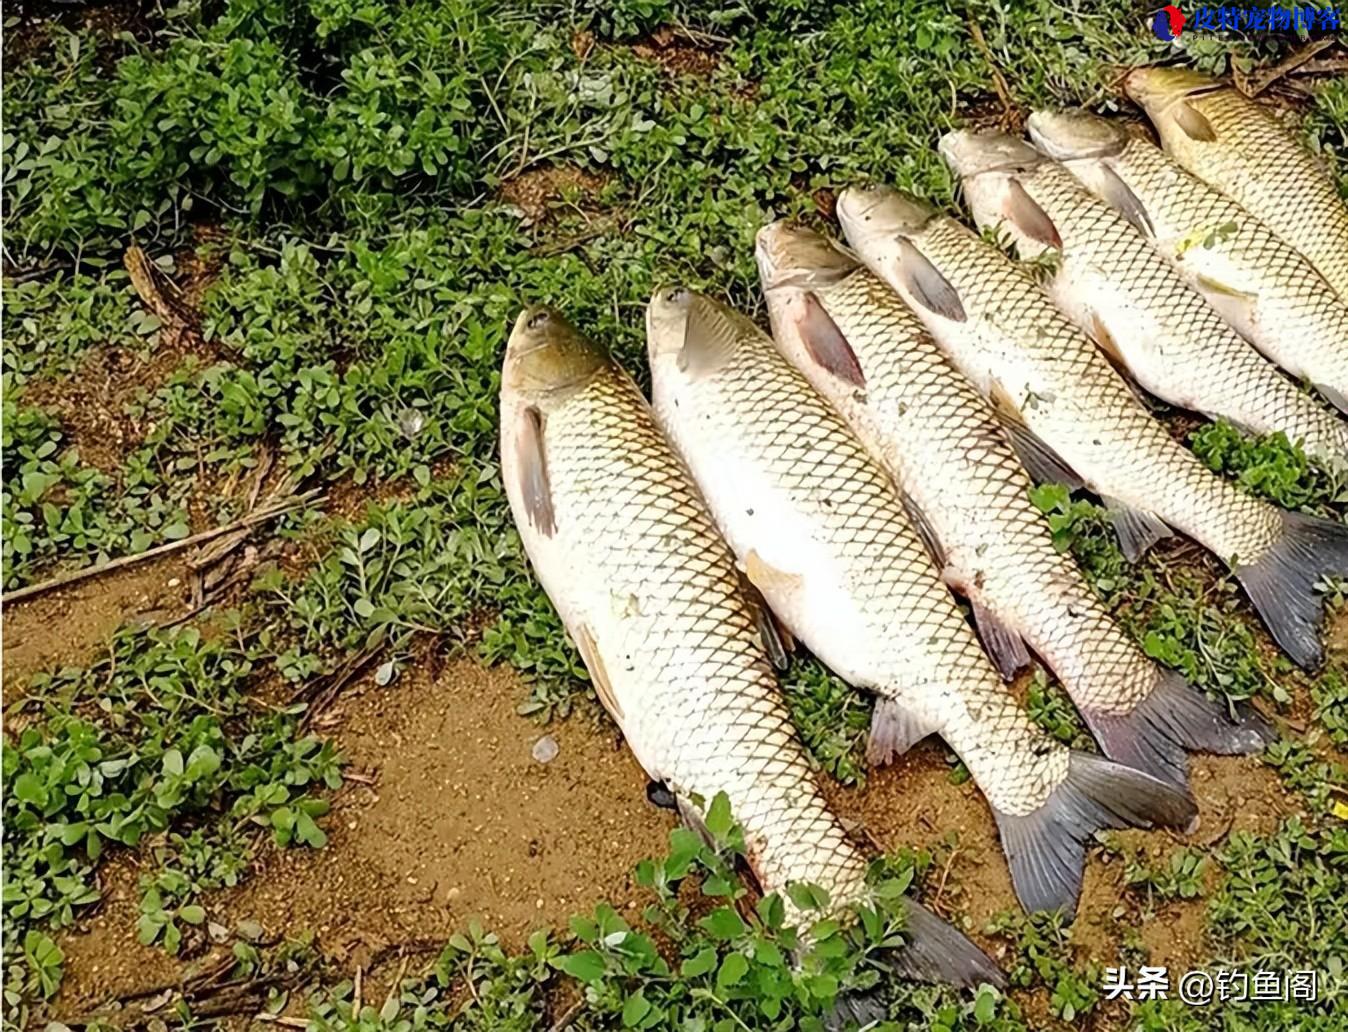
532;735;559;764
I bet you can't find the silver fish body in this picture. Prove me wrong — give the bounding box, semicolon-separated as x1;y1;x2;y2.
1126;67;1348;302
939;129;1348;471
1027;109;1348;413
646;287;1196;915
837;184;1348;672
754;221;1271;788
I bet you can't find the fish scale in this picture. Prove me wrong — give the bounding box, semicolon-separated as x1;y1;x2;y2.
500;315;866;915
846;202;1283;566
1027;113;1348;410
647;289;1198;916
755;221;1272;788
942;134;1348;470
1126;69;1348;301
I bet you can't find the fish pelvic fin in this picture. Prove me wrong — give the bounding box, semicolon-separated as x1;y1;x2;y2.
992;751;1197;916
1079;669;1275;789
1235;509;1348;671
1103;496;1172;562
866;697;939;764
970;601;1032;681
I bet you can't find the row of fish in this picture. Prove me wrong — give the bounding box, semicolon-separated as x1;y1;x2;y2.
500;68;1348;991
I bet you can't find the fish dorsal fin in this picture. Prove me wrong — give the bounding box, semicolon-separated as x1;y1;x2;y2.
897;491;946;567
680;296;745;379
1096;165;1154;237
573;622;623;722
1171;100;1216;142
514;405;555;537
744;549;804;598
797;292;866;389
1002;178;1062;251
897;237;967;322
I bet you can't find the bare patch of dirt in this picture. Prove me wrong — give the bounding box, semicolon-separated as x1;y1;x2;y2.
631;27;721;77
55;658;672;1012
22;341;197;475
500;165;608;225
2;555;194;693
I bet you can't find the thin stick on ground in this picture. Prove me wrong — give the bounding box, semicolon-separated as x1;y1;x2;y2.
0;491;319;606
966;18;1021;130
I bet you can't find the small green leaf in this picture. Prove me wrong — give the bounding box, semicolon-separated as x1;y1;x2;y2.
559;949;606;984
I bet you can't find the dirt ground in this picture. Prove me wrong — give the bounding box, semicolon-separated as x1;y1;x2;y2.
41;619;1314;1023
52;656;674;1014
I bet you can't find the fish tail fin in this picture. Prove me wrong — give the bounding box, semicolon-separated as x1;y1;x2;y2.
1235;509;1348;671
829;899;1004;1027
992;751;1197;916
1080;669;1275;788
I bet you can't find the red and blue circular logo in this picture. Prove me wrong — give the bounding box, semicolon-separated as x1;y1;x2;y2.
1153;4;1188;39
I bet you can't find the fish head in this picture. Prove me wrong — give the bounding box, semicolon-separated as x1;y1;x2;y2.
755;221;858;294
646;286;753;386
503;306;609;400
1124;67;1218;114
939;131;1060;255
939;130;1043;180
835;184;938;254
1027;109;1129;161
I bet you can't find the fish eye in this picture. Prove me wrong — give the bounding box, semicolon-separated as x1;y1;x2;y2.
526;309;550;331
665;287;689;304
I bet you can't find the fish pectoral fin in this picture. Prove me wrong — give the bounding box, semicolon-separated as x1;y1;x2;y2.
573;623;623;722
987;383;1084;490
514;405;556;537
744;549;805;598
680;294;746;379
738;573;795;670
1002;178;1063;251
898;491;947;567
1097;164;1154;238
970;602;1032;682
897;237;967;322
867;698;940;765
1102;497;1172;562
1171;100;1217;142
797;292;867;389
